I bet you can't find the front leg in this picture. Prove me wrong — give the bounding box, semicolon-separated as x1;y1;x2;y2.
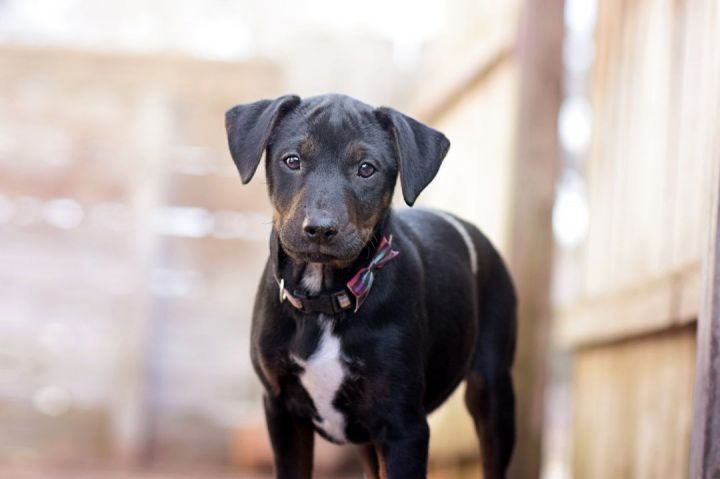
377;419;430;479
264;394;315;479
357;443;381;479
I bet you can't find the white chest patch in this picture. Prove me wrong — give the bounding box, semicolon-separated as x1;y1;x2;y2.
294;317;348;443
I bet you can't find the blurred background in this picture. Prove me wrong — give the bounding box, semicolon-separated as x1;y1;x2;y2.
1;0;719;478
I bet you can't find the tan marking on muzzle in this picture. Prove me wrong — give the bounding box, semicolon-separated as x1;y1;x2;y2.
274;186;307;232
356;191;393;242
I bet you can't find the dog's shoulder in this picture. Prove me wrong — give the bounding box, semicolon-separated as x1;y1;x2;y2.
392;207;501;278
392;207;483;249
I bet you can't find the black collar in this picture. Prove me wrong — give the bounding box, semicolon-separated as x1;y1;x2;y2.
276;276;354;315
269;218;396;315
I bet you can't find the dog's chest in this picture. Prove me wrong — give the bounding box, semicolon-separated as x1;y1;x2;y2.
291;317;349;443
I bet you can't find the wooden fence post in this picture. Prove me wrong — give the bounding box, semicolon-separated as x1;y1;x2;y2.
507;0;564;477
689;142;720;478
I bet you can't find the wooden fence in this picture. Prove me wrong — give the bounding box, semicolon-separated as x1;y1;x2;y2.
558;0;720;477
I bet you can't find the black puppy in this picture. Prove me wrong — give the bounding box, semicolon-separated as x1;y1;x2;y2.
225;94;516;479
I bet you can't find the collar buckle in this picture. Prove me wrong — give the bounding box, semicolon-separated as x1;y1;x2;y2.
278;278;286;303
290;289;354;315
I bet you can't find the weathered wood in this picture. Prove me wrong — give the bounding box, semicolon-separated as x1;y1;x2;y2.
564;0;720;474
506;0;563;477
413;46;513;125
558;264;700;348
573;327;696;479
687;2;720;473
419;62;518;251
580;0;719;303
689;82;720;479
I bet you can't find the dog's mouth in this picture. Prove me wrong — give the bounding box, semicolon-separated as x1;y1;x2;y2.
280;237;365;266
288;250;340;263
277;223;369;266
282;246;356;266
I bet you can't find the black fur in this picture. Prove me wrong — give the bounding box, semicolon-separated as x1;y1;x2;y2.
225;94;516;478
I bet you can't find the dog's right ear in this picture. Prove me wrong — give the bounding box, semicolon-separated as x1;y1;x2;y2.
225;95;301;184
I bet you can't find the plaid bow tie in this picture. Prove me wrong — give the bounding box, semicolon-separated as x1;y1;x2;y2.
346;235;399;312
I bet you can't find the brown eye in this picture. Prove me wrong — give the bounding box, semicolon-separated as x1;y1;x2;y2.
358;162;376;178
283;155;300;170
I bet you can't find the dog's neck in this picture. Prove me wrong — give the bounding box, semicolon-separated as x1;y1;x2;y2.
271;213;390;295
299;263;325;294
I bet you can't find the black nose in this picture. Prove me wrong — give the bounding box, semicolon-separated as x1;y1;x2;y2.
303;215;338;243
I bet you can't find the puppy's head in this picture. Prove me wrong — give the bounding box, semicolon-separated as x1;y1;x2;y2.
225;94;449;265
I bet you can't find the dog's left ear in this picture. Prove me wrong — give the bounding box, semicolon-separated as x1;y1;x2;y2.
375;107;450;206
225;95;301;184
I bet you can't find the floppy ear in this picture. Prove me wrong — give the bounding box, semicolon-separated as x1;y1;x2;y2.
375;107;450;206
225;95;301;184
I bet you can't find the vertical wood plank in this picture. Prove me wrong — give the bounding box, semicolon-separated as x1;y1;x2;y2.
573;327;696;479
507;0;563;477
689;61;720;479
689;0;720;476
689;161;720;477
